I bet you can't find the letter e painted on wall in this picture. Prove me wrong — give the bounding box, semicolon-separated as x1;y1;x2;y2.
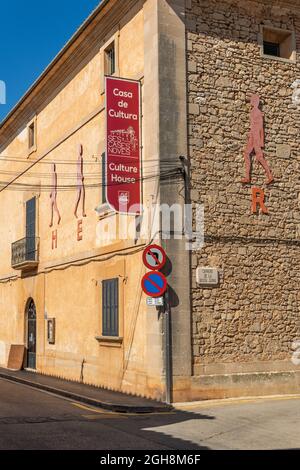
77;220;83;241
52;230;58;250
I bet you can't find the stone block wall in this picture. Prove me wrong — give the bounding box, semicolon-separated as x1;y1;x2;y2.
186;0;300;375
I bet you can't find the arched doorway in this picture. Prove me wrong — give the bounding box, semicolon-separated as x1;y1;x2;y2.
26;299;36;369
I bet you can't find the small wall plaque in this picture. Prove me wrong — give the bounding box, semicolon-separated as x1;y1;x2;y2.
47;318;56;345
196;267;219;286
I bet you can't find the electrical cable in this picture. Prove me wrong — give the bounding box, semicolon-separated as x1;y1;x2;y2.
0;154;178;164
0;168;183;191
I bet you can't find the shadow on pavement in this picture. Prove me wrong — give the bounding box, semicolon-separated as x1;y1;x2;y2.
87;407;215;450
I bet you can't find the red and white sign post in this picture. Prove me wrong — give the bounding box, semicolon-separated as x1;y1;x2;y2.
105;76;141;214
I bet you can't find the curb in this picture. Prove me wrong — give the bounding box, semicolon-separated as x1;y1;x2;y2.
0;372;173;414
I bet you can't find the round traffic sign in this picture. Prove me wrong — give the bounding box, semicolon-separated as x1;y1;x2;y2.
142;244;166;270
141;271;167;298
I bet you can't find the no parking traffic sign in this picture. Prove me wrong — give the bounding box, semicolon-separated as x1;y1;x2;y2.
141;271;167;298
142;244;166;270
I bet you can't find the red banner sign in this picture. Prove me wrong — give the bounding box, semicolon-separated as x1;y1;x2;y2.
105;76;141;214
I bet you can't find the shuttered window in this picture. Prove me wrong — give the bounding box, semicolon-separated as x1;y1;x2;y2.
102;278;119;337
26;197;36;261
104;42;115;76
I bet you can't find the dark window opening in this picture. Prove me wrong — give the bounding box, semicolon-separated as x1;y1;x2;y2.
261;26;295;61
263;41;280;57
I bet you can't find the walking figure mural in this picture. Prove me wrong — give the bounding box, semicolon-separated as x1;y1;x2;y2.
49;163;61;227
241;94;274;185
74;144;87;218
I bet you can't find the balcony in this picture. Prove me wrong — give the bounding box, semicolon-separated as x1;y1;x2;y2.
11;237;39;270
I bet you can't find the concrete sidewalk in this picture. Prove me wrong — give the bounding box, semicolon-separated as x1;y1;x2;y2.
0;368;172;414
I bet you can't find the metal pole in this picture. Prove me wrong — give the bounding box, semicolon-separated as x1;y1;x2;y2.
164;286;172;404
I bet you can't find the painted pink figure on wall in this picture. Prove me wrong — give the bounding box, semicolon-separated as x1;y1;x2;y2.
49;163;61;227
74;144;87;218
241;94;274;185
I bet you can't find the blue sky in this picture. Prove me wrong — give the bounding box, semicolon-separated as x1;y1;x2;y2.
0;0;101;122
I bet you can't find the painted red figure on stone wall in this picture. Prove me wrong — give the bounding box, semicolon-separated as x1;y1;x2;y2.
241;94;274;185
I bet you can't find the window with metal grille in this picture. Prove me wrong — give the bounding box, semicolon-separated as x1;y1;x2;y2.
102;278;119;336
105;42;115;76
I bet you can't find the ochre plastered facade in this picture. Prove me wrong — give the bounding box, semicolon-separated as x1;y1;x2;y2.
0;0;169;401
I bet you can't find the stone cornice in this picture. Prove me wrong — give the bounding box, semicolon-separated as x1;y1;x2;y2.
0;0;140;149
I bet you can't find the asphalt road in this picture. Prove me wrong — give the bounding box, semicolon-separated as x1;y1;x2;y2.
0;378;299;450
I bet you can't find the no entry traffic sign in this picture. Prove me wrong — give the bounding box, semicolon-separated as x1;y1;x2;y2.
141;271;167;298
142;244;166;270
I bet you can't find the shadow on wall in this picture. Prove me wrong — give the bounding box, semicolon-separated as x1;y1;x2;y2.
159;33;180;161
185;0;295;44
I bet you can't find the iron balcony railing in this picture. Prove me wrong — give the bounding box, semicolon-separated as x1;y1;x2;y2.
11;237;39;269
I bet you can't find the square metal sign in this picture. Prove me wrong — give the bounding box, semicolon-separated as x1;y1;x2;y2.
146;297;164;307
